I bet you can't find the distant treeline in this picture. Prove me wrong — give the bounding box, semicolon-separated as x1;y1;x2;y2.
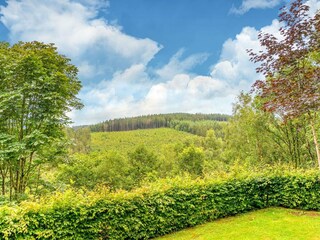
170;120;227;138
88;113;230;135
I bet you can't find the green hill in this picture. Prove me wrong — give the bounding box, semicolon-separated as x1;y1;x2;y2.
59;128;205;190
88;113;230;133
91;127;202;154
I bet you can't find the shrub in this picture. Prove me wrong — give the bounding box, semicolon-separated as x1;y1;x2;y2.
0;170;320;239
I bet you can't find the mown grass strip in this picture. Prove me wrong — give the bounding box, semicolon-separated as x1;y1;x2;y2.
155;207;320;240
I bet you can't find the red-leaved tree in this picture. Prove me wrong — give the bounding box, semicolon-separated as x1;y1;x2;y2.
249;0;320;168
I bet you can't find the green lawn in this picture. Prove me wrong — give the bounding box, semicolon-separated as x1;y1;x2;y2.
155;208;320;240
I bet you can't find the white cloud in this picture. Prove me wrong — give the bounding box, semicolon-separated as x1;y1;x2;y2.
3;0;312;126
0;0;162;82
211;27;259;89
306;0;320;15
70;51;229;125
231;0;320;15
67;10;284;126
155;49;209;81
73;61;240;125
142;74;228;111
212;19;284;87
231;0;283;14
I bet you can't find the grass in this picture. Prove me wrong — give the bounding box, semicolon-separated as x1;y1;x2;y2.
91;128;201;154
155;208;320;240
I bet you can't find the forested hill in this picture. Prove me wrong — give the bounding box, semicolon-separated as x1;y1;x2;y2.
87;113;230;133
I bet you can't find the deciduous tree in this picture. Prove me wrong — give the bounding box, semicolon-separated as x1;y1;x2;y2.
0;41;82;198
249;0;320;168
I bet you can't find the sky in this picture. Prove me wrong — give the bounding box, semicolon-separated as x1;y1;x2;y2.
0;0;319;125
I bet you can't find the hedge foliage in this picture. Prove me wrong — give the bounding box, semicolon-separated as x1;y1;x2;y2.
1;171;320;239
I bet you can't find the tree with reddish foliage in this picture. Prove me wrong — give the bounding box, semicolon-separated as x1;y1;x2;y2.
248;0;320;168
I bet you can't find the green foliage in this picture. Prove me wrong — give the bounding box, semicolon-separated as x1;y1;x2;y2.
249;0;320;168
90;128;200;154
225;93;316;168
225;93;275;165
93;151;131;190
202;129;224;161
0;171;320;239
58;151;131;190
178;146;205;176
66;127;91;154
128;145;160;186
170;120;226;137
0;41;82;197
89;113;229;132
58;128;204;191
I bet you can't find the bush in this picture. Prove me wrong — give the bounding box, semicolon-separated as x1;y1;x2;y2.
0;170;320;239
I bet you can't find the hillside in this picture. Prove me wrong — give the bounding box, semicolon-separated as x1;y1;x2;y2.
88;113;230;132
59;128;205;190
90;128;202;154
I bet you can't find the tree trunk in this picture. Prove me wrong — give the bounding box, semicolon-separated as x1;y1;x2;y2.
9;167;13;201
310;117;320;169
1;172;5;195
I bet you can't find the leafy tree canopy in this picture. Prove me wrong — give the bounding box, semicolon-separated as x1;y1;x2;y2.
249;0;320;118
0;41;82;197
248;0;320;168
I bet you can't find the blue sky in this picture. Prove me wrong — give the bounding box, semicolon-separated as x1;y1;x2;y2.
0;0;319;125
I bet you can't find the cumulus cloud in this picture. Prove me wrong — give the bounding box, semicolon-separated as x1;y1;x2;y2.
2;0;310;125
72;26;275;126
71;73;233;126
230;0;283;14
141;74;229;113
36;0;283;125
155;49;209;81
0;0;161;82
70;52;231;125
306;0;320;15
210;21;281;88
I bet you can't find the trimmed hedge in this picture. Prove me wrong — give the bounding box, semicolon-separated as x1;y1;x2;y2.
1;171;320;239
